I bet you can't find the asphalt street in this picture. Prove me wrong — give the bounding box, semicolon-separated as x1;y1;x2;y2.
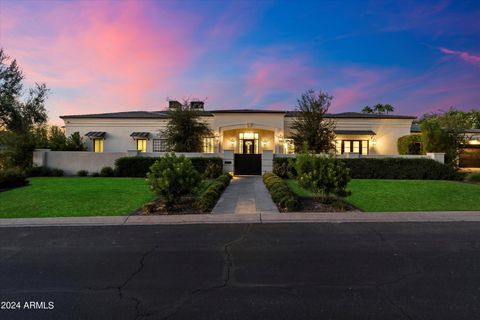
1;222;480;319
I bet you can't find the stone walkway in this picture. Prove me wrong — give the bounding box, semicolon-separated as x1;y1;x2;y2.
211;176;279;214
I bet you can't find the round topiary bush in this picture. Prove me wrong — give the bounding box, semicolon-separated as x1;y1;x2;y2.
147;153;201;209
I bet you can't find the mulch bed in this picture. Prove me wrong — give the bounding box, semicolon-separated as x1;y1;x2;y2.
296;196;359;212
132;197;206;215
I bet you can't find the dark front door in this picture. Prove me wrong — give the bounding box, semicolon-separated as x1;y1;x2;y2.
234;154;262;175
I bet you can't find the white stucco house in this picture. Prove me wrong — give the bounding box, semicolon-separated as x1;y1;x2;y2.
60;101;417;156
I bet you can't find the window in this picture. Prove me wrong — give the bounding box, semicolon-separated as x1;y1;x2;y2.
93;139;104;153
284;139;295;154
153;139;168;152
136;139;147;153
340;140;369;155
203;137;215;153
335;140;342;154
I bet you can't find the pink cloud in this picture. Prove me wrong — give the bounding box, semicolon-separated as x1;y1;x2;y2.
245;55;318;106
438;47;480;67
2;0;198;124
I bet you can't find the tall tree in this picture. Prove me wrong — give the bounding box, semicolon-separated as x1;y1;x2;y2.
373;103;385;114
361;106;374;114
0;49;49;168
384;104;394;114
362;104;394;114
290;90;336;153
163;100;212;152
420;111;468;168
0;49;48;134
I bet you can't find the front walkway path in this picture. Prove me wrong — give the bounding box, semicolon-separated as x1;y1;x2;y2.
211;176;279;214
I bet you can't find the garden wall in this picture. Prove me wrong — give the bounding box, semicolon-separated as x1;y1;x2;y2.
33;149;226;175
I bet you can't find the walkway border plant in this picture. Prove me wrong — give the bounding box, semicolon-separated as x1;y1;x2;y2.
263;172;298;211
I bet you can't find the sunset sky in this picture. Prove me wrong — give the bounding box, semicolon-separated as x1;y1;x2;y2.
1;0;479;124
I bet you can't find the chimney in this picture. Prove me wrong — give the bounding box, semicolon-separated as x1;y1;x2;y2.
190;101;204;111
168;100;182;110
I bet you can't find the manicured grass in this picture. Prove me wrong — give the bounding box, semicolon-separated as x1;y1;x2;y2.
285;179;316;197
347;179;480;212
286;178;480;212
0;177;155;218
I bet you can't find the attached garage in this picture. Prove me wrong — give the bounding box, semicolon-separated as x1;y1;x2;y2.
460;146;480;168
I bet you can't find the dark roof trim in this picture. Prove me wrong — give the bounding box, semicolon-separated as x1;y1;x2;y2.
61;110;415;120
287;111;416;119
209;109;288;114
61;110;214;119
85;131;106;138
335;130;376;135
130;132;150;138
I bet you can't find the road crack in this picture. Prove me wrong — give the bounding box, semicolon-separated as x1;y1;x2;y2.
363;224;422;320
86;245;157;319
159;224;252;319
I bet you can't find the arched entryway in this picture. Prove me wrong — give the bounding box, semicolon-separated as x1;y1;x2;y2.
220;126;276;175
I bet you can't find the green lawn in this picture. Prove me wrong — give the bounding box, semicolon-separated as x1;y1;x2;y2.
286;179;480;212
0;177;155;218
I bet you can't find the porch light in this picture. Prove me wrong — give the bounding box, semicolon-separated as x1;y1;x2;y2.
371;137;377;145
277;134;284;143
230;138;236;147
261;139;269;147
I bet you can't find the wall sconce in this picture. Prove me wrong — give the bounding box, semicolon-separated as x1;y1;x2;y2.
229;138;236;147
277;134;284;143
214;133;220;143
371;137;377;146
261;139;269;147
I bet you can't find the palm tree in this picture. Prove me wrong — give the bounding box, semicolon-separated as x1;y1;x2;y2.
384;104;394;114
373;104;385;114
361;106;374;114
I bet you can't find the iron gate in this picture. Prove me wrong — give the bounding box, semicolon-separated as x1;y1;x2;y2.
234;154;262;175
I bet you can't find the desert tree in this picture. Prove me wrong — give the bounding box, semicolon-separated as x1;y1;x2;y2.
163;100;213;152
290;90;336;153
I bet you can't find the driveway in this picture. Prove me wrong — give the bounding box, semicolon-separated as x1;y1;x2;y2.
1;223;480;319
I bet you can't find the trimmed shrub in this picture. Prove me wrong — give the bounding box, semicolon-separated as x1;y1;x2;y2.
295;153;351;197
263;172;298;211
114;156;223;177
397;134;423;155
273;157;297;178
0;168;28;189
195;173;232;211
26;166;63;177
90;172;100;177
465;172;480;183
342;158;460;180
77;170;89;177
204;160;223;179
147;154;202;209
100;166;114;177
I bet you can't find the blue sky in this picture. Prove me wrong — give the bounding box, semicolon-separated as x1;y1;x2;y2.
1;0;479;123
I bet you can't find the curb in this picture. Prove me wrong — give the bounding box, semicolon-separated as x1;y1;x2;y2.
1;211;480;227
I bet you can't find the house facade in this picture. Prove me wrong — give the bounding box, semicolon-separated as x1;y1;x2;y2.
61;102;417;156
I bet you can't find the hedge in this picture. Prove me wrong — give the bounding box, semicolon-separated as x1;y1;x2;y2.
397;134;423;155
114;156;223;177
195;173;233;211
263;172;298;211
0;168;28;189
273;157;460;180
26;166;64;177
